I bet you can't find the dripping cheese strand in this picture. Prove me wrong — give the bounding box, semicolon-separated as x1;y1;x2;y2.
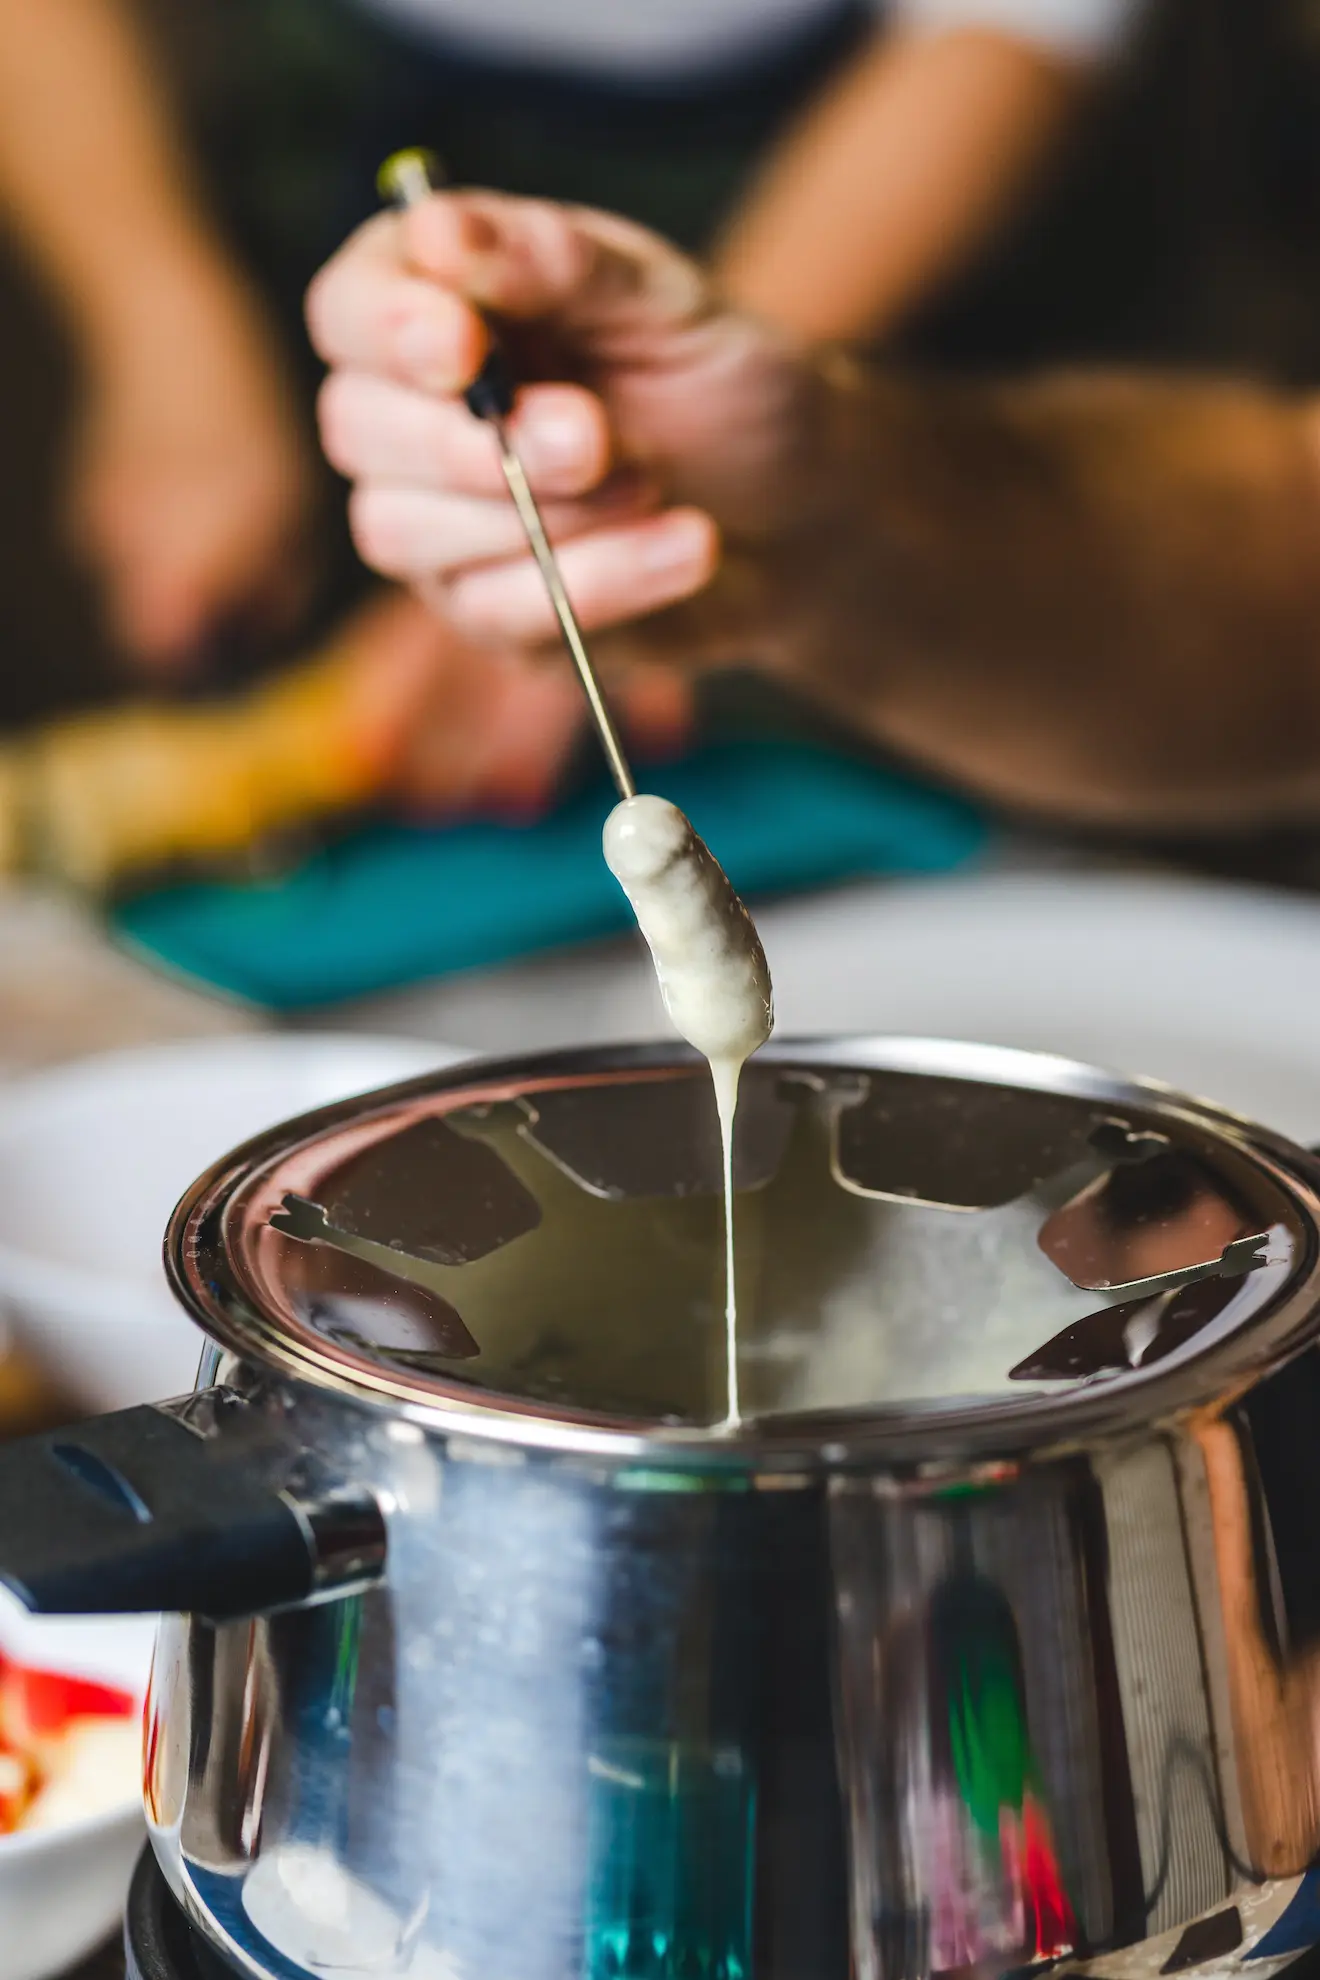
602;794;774;1428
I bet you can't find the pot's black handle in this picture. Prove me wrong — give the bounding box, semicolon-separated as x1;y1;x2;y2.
0;1389;386;1623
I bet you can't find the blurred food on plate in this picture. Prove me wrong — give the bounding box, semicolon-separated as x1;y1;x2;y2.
0;1594;154;1980
0;1650;138;1838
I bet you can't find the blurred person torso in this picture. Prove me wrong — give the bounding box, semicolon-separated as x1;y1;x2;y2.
172;0;1320;377
346;0;1137;84
199;0;1141;320
894;0;1320;379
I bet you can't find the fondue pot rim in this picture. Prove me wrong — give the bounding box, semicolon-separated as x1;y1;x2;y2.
165;1035;1320;1468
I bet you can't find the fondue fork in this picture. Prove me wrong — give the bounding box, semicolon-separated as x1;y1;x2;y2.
378;147;637;803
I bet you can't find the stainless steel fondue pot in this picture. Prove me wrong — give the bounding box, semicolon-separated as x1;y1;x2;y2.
2;1036;1320;1980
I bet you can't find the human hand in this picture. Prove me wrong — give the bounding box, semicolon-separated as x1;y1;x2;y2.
69;265;320;675
306;191;837;674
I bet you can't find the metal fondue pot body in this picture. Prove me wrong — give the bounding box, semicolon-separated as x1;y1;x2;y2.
4;1038;1320;1980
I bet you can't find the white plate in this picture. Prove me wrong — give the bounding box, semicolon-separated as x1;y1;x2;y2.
0;1033;464;1411
352;869;1320;1145
762;870;1320;1144
0;1590;156;1980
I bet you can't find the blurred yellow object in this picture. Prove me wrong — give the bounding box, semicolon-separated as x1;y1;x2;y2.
0;751;22;877
0;1338;69;1440
0;639;381;892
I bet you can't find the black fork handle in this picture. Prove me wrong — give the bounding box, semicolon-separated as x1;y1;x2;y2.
0;1388;385;1622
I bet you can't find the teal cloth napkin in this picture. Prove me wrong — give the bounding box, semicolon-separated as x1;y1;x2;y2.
111;739;988;1010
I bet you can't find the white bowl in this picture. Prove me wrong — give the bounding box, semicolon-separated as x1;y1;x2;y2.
0;1588;156;1980
0;1034;463;1413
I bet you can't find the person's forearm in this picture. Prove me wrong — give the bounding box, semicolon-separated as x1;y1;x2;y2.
0;0;236;355
767;368;1320;830
714;27;1087;345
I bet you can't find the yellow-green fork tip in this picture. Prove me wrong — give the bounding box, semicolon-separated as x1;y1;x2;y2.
376;148;444;205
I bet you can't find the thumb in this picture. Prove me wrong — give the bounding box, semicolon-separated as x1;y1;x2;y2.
400;191;714;358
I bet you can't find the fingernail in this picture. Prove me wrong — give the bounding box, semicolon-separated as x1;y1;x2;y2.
640;516;711;576
459;210;500;254
521;409;589;473
395;314;455;387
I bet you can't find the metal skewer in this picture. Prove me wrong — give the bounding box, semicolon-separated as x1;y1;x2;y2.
378;148;636;802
